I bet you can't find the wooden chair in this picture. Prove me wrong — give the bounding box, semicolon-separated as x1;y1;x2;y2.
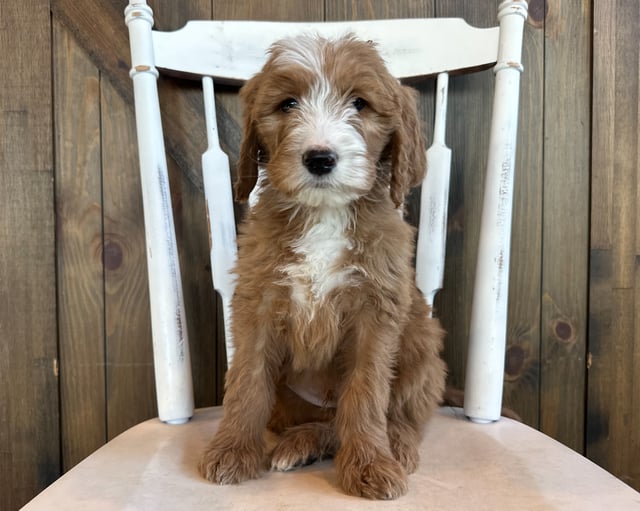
22;1;640;509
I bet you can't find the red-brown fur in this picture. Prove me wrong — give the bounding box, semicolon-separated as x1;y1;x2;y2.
199;35;446;500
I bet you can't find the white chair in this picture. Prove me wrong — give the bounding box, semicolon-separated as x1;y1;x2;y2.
22;1;640;509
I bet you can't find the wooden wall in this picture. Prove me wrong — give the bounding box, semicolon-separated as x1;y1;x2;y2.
1;0;639;507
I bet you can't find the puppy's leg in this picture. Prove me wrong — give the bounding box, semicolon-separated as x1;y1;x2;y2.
387;289;446;474
271;421;338;471
386;416;422;474
334;317;408;500
199;318;284;485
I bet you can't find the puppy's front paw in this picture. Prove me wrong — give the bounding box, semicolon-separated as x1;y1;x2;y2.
271;442;318;472
388;425;420;474
389;437;419;474
336;444;408;500
270;422;338;472
199;439;263;485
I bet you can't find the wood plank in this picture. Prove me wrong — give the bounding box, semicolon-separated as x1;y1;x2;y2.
53;20;107;471
0;0;59;507
589;2;615;251
539;0;591;452
51;0;216;192
588;0;640;490
214;0;323;20
101;79;157;439
326;0;432;19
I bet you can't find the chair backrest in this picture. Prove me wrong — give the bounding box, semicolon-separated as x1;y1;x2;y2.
125;0;528;426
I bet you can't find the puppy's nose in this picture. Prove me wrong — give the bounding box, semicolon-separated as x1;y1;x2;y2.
302;149;338;176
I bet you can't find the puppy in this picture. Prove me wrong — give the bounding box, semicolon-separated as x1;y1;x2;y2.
199;34;446;500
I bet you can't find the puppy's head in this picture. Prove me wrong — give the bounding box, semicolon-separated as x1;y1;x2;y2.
235;34;426;208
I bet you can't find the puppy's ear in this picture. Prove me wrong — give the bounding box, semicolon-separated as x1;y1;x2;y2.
389;85;427;208
234;77;261;202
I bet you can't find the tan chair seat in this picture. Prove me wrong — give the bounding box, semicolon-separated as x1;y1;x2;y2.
23;407;640;510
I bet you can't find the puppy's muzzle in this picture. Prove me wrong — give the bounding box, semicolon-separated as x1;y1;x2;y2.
303;149;338;176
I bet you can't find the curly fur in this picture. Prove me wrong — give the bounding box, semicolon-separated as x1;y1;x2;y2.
200;34;446;500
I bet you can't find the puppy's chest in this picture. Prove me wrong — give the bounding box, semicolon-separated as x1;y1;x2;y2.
280;209;357;305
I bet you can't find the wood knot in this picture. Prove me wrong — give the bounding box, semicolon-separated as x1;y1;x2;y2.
552;318;575;344
504;344;527;381
527;0;547;28
104;239;124;271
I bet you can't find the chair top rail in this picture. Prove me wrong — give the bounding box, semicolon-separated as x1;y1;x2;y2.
152;19;499;84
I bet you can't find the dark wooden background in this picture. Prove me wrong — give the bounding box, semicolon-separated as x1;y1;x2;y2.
2;0;639;508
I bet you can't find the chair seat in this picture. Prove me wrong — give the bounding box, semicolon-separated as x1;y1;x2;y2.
23;407;640;510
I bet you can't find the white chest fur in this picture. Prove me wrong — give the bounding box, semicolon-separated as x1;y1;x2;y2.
282;208;354;305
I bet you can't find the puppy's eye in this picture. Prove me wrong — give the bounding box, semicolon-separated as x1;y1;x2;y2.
352;97;367;112
280;98;299;113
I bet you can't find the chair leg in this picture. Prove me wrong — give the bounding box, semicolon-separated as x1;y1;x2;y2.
464;0;528;423
125;0;194;424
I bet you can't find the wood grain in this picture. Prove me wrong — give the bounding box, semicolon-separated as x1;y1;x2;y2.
53;20;107;471
325;0;433;20
101;79;157;439
214;0;323;20
539;0;591;452
52;0;212;192
0;0;59;508
7;0;640;506
588;0;640;490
